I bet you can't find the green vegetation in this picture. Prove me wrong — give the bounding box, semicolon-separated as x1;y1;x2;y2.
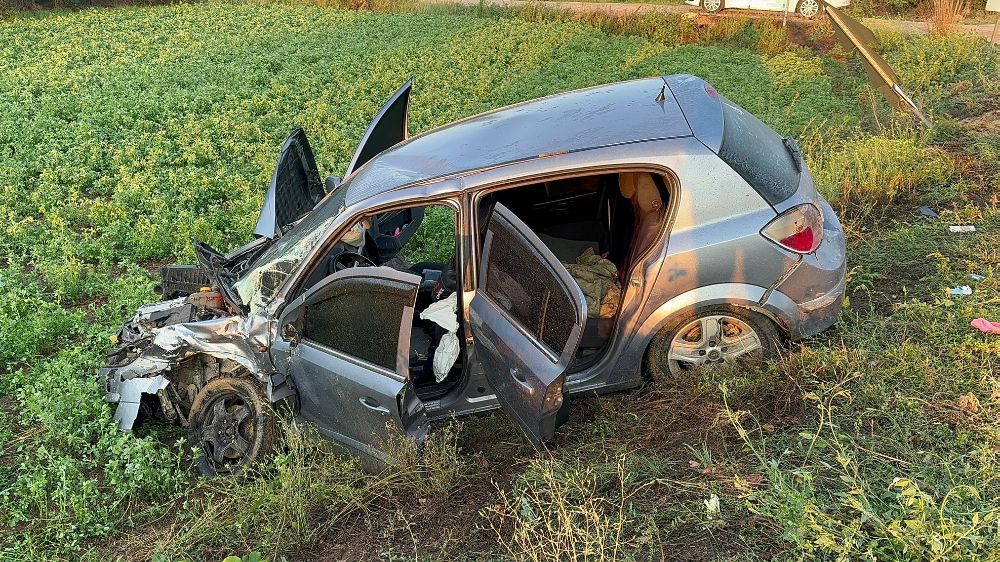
0;2;997;560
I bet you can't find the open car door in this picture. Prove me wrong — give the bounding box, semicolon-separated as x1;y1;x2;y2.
471;204;587;447
343;79;412;177
254;129;326;239
272;267;428;461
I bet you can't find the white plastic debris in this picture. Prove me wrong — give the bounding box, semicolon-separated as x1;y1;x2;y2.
949;225;976;233
420;292;460;382
704;494;720;518
950;286;973;296
969;274;986;282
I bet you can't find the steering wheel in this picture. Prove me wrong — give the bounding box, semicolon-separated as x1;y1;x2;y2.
333;251;376;272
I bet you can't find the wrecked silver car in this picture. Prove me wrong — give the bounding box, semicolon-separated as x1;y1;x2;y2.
101;75;847;474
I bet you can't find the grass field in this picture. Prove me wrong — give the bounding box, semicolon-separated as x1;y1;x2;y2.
1;2;998;560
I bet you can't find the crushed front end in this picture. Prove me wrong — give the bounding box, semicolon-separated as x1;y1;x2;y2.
101;250;274;432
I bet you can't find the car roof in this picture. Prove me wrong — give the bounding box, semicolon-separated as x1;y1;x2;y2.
343;75;719;206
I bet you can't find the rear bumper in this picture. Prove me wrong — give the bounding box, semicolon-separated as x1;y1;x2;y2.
789;273;845;339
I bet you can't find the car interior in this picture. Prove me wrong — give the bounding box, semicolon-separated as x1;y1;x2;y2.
301;171;668;399
492;171;670;370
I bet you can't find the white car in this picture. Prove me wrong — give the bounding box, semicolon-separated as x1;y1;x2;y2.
684;0;851;19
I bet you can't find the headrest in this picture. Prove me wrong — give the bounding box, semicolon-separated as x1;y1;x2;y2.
619;172;663;213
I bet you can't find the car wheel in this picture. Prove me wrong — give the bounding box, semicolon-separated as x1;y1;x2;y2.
646;305;781;379
797;0;821;18
702;0;723;13
189;376;275;477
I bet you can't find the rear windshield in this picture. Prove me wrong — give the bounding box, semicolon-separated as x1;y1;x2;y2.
717;99;800;204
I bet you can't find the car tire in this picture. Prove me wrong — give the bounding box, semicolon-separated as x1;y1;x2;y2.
702;0;723;13
189;376;276;477
797;0;821;18
645;305;782;380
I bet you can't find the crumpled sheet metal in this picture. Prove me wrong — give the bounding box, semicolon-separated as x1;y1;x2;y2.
112;375;169;431
118;314;270;381
108;314;271;431
825;4;931;127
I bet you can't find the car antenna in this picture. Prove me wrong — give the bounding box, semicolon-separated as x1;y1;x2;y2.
655;78;667;103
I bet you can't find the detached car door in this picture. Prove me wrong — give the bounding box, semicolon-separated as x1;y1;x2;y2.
272;267;428;460
471;204;587;447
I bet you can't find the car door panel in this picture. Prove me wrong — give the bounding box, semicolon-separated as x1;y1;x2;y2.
254;129;326;239
750;0;788;11
273;267;428;460
344;80;412;177
470;204;586;447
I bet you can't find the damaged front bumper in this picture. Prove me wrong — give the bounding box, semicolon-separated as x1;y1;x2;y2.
101;370;169;431
100;298;275;432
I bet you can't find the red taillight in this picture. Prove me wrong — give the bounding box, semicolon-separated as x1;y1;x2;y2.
762;204;823;254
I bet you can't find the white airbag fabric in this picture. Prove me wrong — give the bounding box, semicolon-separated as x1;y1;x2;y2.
420;292;460;382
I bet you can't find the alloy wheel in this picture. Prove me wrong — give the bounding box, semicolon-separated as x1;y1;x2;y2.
196;391;259;474
666;314;762;375
703;0;723;13
798;0;820;18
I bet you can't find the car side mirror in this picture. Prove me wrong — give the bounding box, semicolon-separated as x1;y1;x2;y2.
324;176;342;193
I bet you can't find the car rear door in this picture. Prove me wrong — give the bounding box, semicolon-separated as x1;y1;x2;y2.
344;80;412;177
271;267;428;461
471;203;587;447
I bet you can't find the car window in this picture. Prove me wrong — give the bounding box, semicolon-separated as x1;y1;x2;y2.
482;211;575;355
302;275;413;372
234;184;350;313
717;98;800;204
398;205;456;264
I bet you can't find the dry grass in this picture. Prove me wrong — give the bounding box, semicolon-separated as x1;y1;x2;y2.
926;0;970;34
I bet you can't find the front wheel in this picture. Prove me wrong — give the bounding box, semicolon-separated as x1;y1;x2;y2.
702;0;723;13
797;0;821;18
189;376;276;477
645;305;781;380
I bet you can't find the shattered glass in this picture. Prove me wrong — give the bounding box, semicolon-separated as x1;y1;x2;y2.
303;276;416;371
234;185;349;312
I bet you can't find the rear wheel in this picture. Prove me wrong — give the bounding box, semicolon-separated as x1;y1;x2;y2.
189;376;275;477
646;305;781;379
797;0;821;18
702;0;723;13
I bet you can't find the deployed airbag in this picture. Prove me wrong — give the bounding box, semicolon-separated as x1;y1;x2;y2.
419;292;460;382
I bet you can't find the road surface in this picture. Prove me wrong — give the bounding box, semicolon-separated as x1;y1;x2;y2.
422;0;998;41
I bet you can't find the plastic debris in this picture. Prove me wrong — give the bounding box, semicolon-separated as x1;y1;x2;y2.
950;286;973;296
704;494;720;518
971;318;1000;334
419;293;460;382
918;206;939;218
969;273;986;281
949;225;976;233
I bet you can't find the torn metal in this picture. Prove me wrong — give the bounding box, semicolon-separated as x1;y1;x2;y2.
101;297;272;431
825;4;932;127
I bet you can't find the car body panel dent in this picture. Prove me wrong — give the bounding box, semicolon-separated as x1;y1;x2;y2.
102;307;272;431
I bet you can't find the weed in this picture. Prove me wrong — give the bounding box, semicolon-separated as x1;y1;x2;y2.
0;2;996;560
485;454;662;562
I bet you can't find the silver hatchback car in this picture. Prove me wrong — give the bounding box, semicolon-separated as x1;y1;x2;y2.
101;75;846;474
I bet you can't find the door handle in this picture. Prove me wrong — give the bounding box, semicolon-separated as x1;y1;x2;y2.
509;367;532;392
359;396;389;415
